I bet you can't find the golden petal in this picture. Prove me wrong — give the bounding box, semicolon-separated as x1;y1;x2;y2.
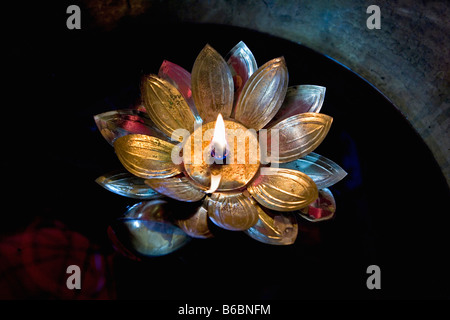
174;202;213;238
234;57;288;130
145;176;205;202
279;152;347;189
268;112;333;163
114;134;182;179
245;205;298;245
158;60;202;124
247;168;318;211
206;193;259;231
191;44;234;123
141;74;196;138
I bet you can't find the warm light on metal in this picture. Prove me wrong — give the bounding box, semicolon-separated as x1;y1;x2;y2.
204;174;221;194
95;41;347;257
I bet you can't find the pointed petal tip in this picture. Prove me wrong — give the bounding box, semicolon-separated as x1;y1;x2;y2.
293;84;325;92
276;56;286;64
200;44;223;57
263;56;286;67
159;60;178;72
94;175;104;185
233;40;249;50
203;43;215;52
159;60;170;70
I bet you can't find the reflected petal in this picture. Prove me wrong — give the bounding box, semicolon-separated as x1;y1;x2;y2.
115;200;191;257
96;171;162;199
245;205;298;245
114;134;182;179
145;176;205;202
298;188;336;222
268;112;333;163
234;57;288;130
247;168;318;211
94;108;168;145
191;44;234;123
158;60;202;124
107;226;141;261
225;41;257;114
268;85;326;126
141;74;196;137
279;152;347;189
174;202;213;238
206;193;258;231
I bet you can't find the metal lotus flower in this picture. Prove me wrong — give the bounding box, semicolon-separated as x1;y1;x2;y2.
94;41;346;257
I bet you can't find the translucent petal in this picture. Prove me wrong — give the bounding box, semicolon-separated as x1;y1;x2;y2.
234;57;288;130
247;168;318;211
114;134;182;179
158;60;202;124
225;41;257;114
268;85;326;126
145;176;205;202
107;226;141;261
279;152;347;189
141;74;196;137
298;188;336;222
268;112;333;163
245;205;298;245
93;108;168;145
115;200;191;257
206;193;258;231
96;171;161;199
174;202;213;238
191;44;234;123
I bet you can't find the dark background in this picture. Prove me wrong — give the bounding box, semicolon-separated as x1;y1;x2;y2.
2;2;449;300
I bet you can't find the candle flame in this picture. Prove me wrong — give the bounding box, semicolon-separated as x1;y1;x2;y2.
205;174;221;194
211;113;227;157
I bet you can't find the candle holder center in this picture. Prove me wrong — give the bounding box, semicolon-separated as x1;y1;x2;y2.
183;120;260;191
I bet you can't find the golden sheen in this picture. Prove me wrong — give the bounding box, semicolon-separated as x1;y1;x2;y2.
183;120;260;191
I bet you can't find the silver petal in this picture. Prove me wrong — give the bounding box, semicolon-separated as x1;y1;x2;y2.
117;200;191;257
93;108;168;145
225;41;257;115
96;171;161;199
279;152;347;189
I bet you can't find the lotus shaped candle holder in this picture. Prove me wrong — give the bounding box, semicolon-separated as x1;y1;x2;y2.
95;41;347;257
